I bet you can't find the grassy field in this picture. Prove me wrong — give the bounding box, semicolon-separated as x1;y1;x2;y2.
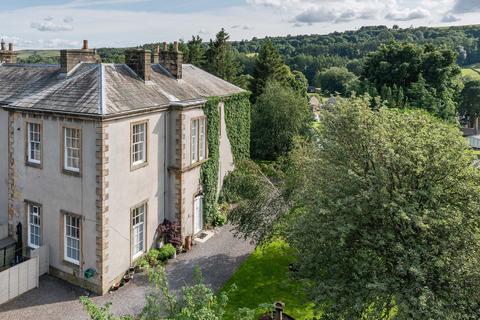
462;67;480;80
221;240;319;319
16;50;59;60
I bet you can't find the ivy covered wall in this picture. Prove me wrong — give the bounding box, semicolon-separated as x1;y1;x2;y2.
201;92;251;226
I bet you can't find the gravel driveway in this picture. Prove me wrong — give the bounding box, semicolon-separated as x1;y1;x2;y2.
0;225;254;320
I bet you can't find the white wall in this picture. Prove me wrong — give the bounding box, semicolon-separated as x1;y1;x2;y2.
0;109;9;227
105;111;166;284
10;113;98;283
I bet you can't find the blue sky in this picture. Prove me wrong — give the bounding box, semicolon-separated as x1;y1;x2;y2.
0;0;478;49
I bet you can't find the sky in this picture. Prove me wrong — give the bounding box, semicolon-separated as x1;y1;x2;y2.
0;0;479;49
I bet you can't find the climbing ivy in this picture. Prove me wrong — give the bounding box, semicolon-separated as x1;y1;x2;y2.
201;92;251;226
224;92;251;162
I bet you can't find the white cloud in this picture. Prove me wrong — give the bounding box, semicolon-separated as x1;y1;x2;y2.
31;20;74;32
385;8;430;21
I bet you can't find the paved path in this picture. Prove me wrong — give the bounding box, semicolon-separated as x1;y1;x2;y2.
0;225;254;320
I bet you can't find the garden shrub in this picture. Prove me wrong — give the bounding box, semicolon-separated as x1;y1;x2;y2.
158;244;176;262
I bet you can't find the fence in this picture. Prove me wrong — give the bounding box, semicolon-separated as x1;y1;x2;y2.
0;256;38;304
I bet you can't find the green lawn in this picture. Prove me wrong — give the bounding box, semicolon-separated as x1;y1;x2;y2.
221;240;318;319
461;68;480;80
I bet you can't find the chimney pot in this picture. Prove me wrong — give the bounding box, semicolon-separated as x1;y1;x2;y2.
162;42;168;51
82;40;88;50
8;43;13;52
174;41;179;52
0;39;5;51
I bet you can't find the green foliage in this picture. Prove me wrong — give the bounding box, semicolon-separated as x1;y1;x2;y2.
221;240;318;319
250;40;290;100
185;35;206;67
158;244;176;262
80;297;133;320
201;97;221;226
201;93;251;226
205;28;241;82
250;40;308;102
251;81;310;160
222;160;288;244
223;92;251;162
285;96;480;319
460;80;480;119
315;66;357;96
232;25;480;84
140;266;250;320
362;42;462;119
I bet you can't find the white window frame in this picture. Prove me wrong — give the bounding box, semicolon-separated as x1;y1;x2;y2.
191;117;207;164
64;213;81;265
27;203;41;249
27;122;41;165
131;122;147;167
131;203;146;260
64;127;81;173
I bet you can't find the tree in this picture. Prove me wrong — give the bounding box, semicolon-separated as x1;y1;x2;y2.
459;80;480;130
315;67;357;96
362;42;462;120
250;81;310;160
205;28;240;82
81;266;254;320
287;98;480;319
185;35;206;67
250;40;290;100
227;96;480;319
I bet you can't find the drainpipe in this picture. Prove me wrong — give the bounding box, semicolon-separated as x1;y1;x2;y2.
163;110;169;221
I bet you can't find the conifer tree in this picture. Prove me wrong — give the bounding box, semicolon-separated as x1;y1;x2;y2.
205;28;240;82
185;35;206;67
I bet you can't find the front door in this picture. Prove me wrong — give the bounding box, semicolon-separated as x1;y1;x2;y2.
194;195;204;235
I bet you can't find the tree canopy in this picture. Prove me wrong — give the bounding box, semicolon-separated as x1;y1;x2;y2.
227;96;480;319
205;28;240;82
315;66;357;96
250;81;310;160
362;42;462;119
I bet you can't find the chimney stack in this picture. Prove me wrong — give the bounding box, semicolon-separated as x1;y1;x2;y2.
0;40;17;64
125;48;152;82
151;45;159;64
158;40;183;79
60;39;100;73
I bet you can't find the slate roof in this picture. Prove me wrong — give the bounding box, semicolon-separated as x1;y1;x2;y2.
0;62;243;116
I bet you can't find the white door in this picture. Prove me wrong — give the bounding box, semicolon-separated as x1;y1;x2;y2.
194;195;204;234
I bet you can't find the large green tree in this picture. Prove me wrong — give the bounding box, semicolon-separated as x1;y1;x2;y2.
362;42;462;119
227;96;480;319
205;28;240;82
315;66;357;96
250;81;310;160
250;40;308;102
251;40;290;99
286;98;480;319
459;80;480;130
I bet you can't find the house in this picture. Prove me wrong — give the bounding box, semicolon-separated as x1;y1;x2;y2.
0;40;243;294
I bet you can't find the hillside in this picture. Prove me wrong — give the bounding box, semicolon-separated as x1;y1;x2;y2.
15;24;480;85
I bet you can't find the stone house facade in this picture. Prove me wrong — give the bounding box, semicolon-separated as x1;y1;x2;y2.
0;41;241;294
